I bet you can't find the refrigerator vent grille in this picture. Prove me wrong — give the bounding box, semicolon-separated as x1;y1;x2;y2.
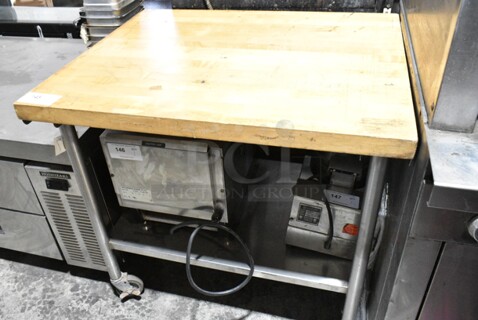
41;191;86;263
66;194;105;266
40;191;106;269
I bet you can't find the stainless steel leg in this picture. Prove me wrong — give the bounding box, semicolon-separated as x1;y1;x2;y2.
60;125;143;298
60;125;121;279
342;157;388;320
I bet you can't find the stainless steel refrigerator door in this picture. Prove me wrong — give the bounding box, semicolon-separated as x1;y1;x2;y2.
0;159;43;215
0;208;62;260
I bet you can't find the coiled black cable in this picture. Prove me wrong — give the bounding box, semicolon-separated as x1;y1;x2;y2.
170;221;255;297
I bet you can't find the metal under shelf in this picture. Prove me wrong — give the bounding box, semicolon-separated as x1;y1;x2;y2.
109;160;351;294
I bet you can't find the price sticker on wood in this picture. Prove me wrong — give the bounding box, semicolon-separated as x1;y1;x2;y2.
107;143;143;161
17;92;62;106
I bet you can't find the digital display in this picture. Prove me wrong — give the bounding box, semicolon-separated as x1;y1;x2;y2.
297;204;322;225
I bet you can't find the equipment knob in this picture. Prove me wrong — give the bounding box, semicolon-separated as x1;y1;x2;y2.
468;217;478;242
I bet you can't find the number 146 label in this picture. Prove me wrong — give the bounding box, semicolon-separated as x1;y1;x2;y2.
107;143;143;161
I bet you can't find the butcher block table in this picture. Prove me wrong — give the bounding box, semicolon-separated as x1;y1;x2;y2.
14;9;417;320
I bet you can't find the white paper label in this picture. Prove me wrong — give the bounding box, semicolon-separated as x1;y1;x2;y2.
107;143;143;161
54;136;66;156
17;92;62;106
121;187;152;203
325;190;360;209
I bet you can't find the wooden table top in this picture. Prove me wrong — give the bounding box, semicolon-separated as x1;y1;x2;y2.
14;10;417;159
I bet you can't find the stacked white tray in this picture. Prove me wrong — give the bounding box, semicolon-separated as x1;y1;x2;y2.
81;0;143;46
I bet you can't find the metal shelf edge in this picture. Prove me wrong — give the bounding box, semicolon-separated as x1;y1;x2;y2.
109;238;348;294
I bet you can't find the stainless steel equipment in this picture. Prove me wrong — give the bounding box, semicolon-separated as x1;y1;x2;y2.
82;1;143;27
100;130;229;224
418;243;478;319
0;207;63;260
0;37;84;261
0;7;81;38
25;164;108;271
0;37;86;165
286;196;361;259
368;1;478;319
0;157;63;260
0;37;110;272
81;0;143;45
0;159;43;215
403;0;478;132
286;155;365;260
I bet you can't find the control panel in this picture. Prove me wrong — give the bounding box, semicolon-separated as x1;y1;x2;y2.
288;196;361;240
45;178;70;191
297;204;322;225
286;195;361;259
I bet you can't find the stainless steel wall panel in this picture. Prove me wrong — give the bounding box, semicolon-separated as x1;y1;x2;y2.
371;3;478;319
368;4;433;317
419;243;478;320
384;239;441;320
368;147;430;320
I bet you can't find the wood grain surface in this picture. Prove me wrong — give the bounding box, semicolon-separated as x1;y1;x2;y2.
14;9;417;158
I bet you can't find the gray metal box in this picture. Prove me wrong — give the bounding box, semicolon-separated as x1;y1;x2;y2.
286;195;361;259
100;131;228;223
25;164;108;271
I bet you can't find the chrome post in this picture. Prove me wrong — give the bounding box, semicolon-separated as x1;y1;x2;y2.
60;125;122;280
342;156;388;320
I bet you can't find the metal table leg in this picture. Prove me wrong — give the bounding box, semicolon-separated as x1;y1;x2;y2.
60;125;143;299
342;157;388;320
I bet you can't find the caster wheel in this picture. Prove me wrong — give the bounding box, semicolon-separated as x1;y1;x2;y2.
112;273;144;301
126;274;144;296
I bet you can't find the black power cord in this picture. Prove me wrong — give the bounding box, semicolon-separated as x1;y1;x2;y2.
321;189;334;250
170;220;255;297
306;176;334;250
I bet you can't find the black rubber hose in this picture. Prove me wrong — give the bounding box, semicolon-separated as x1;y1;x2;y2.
170;221;255;297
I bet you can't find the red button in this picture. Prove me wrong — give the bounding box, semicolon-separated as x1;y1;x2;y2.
343;224;359;236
